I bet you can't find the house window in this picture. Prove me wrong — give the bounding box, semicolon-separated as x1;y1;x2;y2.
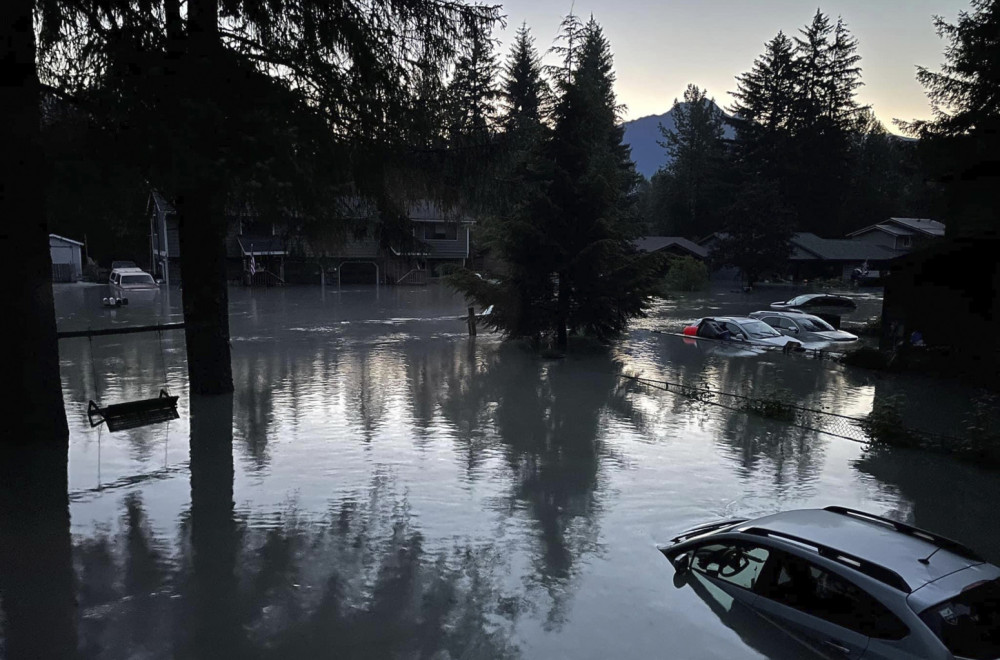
424;223;457;240
897;235;912;249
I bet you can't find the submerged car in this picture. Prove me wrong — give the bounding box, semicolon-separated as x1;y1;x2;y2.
750;310;859;343
771;293;857;316
109;267;159;292
683;316;803;351
660;507;1000;659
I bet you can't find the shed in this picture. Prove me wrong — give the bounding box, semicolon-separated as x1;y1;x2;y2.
49;234;84;282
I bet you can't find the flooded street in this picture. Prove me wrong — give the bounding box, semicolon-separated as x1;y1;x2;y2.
30;283;1000;658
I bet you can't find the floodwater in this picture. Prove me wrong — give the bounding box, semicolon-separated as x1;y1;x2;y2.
6;282;1000;659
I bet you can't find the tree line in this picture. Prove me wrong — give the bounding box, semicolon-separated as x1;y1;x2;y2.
636;7;993;284
2;0;997;447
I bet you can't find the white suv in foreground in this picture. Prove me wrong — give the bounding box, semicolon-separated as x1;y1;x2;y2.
660;507;1000;659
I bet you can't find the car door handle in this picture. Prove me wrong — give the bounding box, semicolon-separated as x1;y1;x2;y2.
820;639;852;655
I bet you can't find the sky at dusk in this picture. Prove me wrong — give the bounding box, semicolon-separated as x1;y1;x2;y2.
495;0;969;131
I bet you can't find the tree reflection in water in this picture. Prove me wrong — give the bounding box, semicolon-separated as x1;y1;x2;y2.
429;343;623;629
73;393;521;658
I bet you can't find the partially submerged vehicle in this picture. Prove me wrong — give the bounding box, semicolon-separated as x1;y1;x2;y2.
682;317;803;351
771;293;858;316
660;507;1000;659
750;310;859;344
109;267;159;292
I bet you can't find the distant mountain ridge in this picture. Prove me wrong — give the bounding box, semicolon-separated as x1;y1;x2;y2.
622;102;734;179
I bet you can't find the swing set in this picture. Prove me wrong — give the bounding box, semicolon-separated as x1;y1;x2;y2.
59;323;184;432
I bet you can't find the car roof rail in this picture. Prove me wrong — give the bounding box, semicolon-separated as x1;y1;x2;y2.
669;518;748;544
823;506;983;562
743;527;912;593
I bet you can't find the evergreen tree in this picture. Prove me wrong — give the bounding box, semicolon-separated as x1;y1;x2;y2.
713;180;794;287
729;32;798;182
902;0;1000;236
731;13;864;237
905;0;1000;138
445;21;501;141
546;17;662;346
501;24;550;132
451;16;662;347
656;84;729;237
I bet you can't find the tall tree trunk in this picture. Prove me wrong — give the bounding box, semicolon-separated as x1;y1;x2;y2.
177;184;233;394
1;0;69;444
176;0;234;395
0;444;77;657
186;393;244;657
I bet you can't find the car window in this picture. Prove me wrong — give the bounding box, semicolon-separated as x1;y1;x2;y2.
741;320;781;338
919;578;1000;659
760;316;782;329
777;318;797;330
798;317;833;332
691;542;771;591
122;274;155;285
722;322;746;338
757;552;908;640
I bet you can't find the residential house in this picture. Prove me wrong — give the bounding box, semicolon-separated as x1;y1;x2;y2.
149;191;289;285
405;202;473;278
150;192;472;286
788;232;897;281
847;218;945;252
49;234;84;282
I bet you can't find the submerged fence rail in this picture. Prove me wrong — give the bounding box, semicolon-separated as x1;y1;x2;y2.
618;373;965;449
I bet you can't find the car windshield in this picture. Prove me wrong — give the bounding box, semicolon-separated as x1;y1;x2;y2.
798;317;834;332
741;320;780;338
121;274;155;285
919;579;1000;660
786;295;818;306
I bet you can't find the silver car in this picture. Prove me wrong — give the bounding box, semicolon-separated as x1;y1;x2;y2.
750;311;859;343
685;316;804;351
660;507;1000;659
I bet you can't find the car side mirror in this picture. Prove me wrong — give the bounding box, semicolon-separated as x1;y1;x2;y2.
789;327;799;333
672;552;691;574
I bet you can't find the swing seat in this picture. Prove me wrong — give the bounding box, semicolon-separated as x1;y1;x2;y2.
88;389;179;432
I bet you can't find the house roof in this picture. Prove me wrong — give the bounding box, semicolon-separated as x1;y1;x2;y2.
150;190;176;216
849;224;914;238
848;217;945;239
790;233;898;262
634;236;708;259
888;217;946;236
49;233;84;246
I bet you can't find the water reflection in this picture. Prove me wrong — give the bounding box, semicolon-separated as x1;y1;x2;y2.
0;444;77;658
39;284;1000;659
855;447;1000;565
75;472;521;657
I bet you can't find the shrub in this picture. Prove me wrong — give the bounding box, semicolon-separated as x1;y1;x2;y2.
860;394;919;449
662;256;709;292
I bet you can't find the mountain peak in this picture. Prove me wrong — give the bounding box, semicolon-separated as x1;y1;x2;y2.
622;102;732;179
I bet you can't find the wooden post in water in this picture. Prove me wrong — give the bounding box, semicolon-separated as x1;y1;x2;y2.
467;307;477;336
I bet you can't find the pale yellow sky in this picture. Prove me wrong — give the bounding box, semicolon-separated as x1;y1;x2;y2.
496;0;969;131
